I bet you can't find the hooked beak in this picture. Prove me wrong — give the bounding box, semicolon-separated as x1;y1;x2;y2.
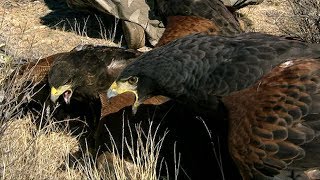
106;83;119;99
107;81;141;114
50;84;73;104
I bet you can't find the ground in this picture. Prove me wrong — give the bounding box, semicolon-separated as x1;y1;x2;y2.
0;0;119;60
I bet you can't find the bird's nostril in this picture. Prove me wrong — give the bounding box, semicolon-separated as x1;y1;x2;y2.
63;90;72;104
64;90;71;96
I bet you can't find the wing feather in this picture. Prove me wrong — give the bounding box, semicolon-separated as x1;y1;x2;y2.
156;16;221;47
223;59;320;179
19;53;63;82
100;92;169;118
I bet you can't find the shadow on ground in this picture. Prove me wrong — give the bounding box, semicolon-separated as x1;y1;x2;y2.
40;0;124;44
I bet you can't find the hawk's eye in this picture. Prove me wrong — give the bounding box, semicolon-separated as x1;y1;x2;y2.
127;76;138;85
64;79;72;85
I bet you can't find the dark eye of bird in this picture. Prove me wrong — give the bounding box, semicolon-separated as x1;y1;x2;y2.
127;76;138;85
64;79;72;85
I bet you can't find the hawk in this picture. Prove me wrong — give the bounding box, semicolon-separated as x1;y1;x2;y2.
48;45;141;105
107;32;320;179
18;45;143;156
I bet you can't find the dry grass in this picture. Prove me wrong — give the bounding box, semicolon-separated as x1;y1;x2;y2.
281;0;320;43
0;117;81;179
0;53;82;179
239;0;293;35
97;121;169;180
0;0;118;60
239;0;320;43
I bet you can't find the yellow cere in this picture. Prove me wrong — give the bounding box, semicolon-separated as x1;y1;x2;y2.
51;87;58;95
109;81;140;113
111;81;137;95
110;82;118;90
51;84;72;96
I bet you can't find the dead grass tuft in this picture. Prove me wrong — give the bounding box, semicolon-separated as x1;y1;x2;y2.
108;121;168;180
238;0;292;35
0;0;118;60
280;0;320;43
0;116;81;179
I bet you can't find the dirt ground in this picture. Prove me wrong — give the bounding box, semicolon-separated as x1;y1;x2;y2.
0;0;120;61
239;0;292;34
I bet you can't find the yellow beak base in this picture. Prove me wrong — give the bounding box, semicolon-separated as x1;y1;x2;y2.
107;81;140;114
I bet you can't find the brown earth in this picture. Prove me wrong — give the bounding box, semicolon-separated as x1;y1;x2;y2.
0;0;120;61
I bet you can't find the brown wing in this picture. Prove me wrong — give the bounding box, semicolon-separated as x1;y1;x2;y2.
156;0;242;36
19;53;64;83
223;59;320;179
156;16;221;47
100;92;169;118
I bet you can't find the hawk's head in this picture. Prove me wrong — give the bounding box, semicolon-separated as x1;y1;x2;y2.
48;46;141;104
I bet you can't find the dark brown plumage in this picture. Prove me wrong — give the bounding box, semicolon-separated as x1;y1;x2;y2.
99;92;167;117
223;58;320;179
48;46;141;103
155;0;242;47
19;53;62;83
108;32;320;179
156;0;242;36
156;15;225;47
